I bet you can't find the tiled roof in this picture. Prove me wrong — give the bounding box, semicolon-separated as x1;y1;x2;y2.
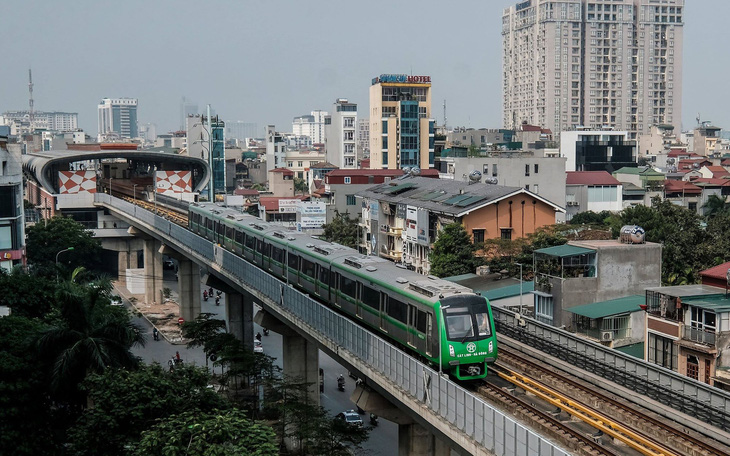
270;168;294;176
566;171;622;186
327;168;439;178
701;261;730;281
663;180;702;194
356;176;563;217
258;195;307;212
310;162;338;169
705;166;730;178
233;188;260;196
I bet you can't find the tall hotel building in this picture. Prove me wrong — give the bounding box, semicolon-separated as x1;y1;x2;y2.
502;0;684;139
98;98;138;140
369;74;435;170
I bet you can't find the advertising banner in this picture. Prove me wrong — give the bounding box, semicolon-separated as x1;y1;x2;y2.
278;199;299;213
417;209;429;246
405;206;418;243
298;201;326;229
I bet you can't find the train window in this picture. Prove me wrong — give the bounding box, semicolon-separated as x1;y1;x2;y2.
235;230;243;245
444;309;474;341
362;286;379;308
341;276;357;299
206;218;213;232
271;247;283;263
288;252;299;269
264;243;271;257
331;272;339;289
475;311;491;337
256;239;264;253
387;297;407;323
245;234;255;249
301;259;315;278
417;310;427;333
216;223;225;236
319;267;329;286
226;226;233;240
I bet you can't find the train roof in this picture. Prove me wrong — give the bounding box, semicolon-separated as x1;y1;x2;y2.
189;202;476;304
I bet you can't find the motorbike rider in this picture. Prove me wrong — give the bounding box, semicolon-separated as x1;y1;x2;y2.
152;327;159;341
337;374;345;389
255;332;262;342
203;290;208;301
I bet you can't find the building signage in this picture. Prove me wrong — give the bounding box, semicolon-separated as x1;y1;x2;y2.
405;206;418;243
298;202;326;229
278;199;299;213
416;209;429;246
372;74;431;85
516;0;531;11
370;201;379;221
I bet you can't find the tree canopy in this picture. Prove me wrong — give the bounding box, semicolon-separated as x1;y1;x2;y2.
25;216;102;276
429;223;484;278
321;213;359;249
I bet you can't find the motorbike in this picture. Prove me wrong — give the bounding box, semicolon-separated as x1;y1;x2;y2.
263;328;270;336
370;414;378;426
153;328;159;341
337;375;345;392
203;291;208;301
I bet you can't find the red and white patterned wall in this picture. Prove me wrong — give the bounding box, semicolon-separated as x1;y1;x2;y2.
155;171;191;196
58;171;97;194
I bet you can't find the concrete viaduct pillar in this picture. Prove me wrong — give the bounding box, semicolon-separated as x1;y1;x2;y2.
159;244;202;323
255;310;319;405
203;273;254;353
143;238;163;305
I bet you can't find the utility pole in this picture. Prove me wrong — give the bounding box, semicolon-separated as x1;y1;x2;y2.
28;69;35;131
207;104;214;202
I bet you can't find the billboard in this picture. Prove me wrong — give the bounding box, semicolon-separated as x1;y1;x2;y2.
278;199;299;213
298;202;326;229
58;171;96;194
155;171;191;196
417;208;429;246
405;206;418;243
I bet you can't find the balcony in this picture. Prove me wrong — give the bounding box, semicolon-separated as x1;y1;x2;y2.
379;225;403;236
379;249;402;261
683;326;716;346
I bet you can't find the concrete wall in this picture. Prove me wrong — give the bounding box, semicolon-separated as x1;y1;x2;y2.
461;194;558;241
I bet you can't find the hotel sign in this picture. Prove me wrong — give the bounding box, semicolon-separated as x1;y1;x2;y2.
372;74;431;85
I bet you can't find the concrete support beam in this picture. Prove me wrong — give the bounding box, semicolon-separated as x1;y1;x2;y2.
117;250;129;285
282;334;319;406
254;310;298;336
143;238;163;305
399;423;453;456
351;384;414;425
226;293;253;352
177;259;201;322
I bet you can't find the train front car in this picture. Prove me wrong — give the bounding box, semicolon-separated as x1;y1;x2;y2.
438;295;497;380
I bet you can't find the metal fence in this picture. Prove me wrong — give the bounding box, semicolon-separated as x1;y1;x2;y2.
97;193;568;456
493;308;730;433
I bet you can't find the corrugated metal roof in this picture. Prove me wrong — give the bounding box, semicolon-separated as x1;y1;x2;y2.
568;295;645;319
534;244;595;258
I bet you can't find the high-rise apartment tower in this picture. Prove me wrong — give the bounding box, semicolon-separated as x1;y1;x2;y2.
369;74;435;170
98;98;138;140
502;0;683;139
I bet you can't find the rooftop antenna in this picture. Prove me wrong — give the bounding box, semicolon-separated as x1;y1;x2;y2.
696;113;701;127
28;68;35;131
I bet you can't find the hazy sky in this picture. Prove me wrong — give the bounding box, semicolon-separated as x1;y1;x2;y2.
1;0;727;136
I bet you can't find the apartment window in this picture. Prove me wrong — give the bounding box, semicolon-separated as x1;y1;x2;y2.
500;228;512;241
297;161;303;167
534;164;539;174
533;184;539;194
602;314;630;340
492;164;498;177
525;164;530;176
472;229;485;244
344;177;351;184
346;195;356;206
535;294;554;325
287;161;293;167
648;333;677;371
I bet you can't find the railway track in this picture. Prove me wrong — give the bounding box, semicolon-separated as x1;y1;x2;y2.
117;194;188;226
493;348;728;456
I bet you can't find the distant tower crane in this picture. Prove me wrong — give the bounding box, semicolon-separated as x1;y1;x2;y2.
28;68;35;131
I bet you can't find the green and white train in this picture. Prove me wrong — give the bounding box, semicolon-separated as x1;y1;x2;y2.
189;203;497;380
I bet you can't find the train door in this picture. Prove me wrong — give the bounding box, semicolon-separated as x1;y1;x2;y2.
407;305;417;348
379;294;388;332
314;264;321;296
333;272;341;307
355;282;363;318
425;313;433;357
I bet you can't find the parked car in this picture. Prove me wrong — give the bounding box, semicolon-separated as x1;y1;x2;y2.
335;410;363;428
254;340;263;353
110;296;123;306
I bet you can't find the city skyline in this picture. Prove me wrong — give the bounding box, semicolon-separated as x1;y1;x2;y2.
0;0;727;136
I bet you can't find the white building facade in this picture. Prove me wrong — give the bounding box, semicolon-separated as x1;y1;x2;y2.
325;98;358;169
97;98;138;140
502;0;684;139
292;110;328;145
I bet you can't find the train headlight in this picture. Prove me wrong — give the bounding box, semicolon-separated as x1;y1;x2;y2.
489;341;493;353
448;345;455;357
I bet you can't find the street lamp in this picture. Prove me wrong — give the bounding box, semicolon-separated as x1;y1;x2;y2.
515;262;524;316
109;177;113;196
56;247;75;281
438;305;451;376
133;183;138;203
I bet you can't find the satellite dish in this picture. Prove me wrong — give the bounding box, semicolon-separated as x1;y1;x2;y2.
402;166;411;175
468;170;482;183
410;167;421;176
693;162;700;169
667;158;675;164
484;177;498;185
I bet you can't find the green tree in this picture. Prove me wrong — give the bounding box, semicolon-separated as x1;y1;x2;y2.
429;223;483;278
36;271;144;402
0;268;60;320
321;213;359;249
0;316;62;455
182;313;227;369
294;177;308;194
305;416;371;456
134;409;277;456
702;194;730;218
569;210;612;226
26;216;102;276
68;364;226;456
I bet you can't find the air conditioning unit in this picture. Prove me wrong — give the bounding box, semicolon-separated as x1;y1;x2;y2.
600;331;614;341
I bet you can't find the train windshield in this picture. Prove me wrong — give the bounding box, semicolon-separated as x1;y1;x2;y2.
441;296;492;342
